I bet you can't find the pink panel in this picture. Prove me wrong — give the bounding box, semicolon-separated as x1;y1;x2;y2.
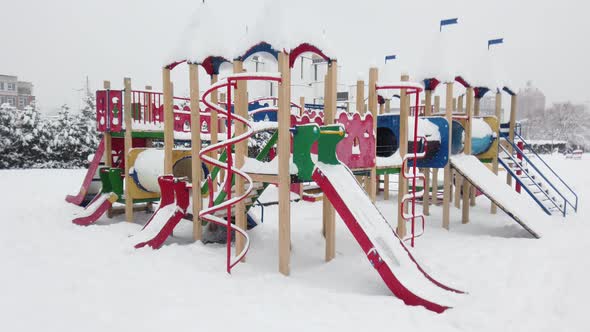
335;112;376;169
96;91;107;132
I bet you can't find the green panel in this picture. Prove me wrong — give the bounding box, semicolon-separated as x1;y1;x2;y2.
108;168;124;197
292;124;321;181
111;131;164;139
317;125;345;166
376;167;401;175
99;167;113;193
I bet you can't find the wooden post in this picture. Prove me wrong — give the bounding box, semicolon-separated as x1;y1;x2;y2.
368;69;378;203
422;89;433;216
209;75;219;194
103;81;113;218
356;80;365;115
233;61;248;261
123;78;133;223
471;96;481;207
385;99;391;113
219;93;227;134
431;96;441;204
163;69;174;174
462;87;474;224
507;94;518;185
189;64;202;241
299;96;305;117
278;52;291;275
442;82;453;230
454;172;461;208
324;60;338;262
397;74;409;238
491;91;501;214
457;94;464;113
103;81;112;169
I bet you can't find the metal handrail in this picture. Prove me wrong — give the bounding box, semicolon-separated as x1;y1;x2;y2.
498;144;557;215
515;133;578;212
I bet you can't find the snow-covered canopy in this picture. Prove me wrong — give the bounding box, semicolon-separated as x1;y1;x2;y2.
169;0;512;92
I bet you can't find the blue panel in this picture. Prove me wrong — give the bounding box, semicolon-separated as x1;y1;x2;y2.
249;101;277;122
376;114;449;168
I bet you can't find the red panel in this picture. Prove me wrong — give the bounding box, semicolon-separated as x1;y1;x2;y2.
335;112;376;169
109;90;123;132
96;91;107;132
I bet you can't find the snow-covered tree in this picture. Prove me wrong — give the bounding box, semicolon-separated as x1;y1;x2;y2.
49;104;97;167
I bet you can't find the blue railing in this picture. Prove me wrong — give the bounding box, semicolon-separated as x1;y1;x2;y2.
514;133;578;213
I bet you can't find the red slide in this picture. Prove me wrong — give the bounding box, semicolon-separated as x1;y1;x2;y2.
72;192;117;226
133;176;190;249
66;137;106;206
313;163;465;313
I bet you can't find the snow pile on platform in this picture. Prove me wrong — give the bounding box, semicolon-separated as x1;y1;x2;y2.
472;118;494;139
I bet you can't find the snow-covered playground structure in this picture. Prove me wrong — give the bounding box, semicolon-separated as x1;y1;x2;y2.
65;3;580;314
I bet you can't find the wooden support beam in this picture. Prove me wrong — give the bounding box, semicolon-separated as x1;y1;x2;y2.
278;52;291;275
385;99;391;113
442;82;454;230
189;64;202;241
299;96;305;116
470;96;481;207
123;77;133;223
368;68;378;203
462;87;474;224
491;91;501;214
431;95;440;205
209;75;219;194
454;171;462;209
457;94;464;113
422;90;432;216
356;80;365;115
233;60;248;261
103;80;113;218
507;94;518;186
324;60;338;262
397;74;409;238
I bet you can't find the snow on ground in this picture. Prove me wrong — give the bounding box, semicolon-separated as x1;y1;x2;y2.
0;154;588;331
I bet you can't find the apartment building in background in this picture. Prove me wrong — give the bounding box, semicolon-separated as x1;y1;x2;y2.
0;74;36;109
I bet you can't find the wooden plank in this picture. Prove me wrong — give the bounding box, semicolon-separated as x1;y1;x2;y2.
442;82;453;230
397;74;409;238
462;87;474;224
324;60;338;262
299;96;305;117
368;68;378;203
491;91;501;214
189;64;202;241
278;52;291;275
123;78;133;223
234;60;248;261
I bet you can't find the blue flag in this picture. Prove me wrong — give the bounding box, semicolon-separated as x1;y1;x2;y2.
488;38;504;49
440;18;458;31
385;55;396;63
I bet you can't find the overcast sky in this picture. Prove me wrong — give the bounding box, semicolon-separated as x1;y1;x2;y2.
1;0;588;113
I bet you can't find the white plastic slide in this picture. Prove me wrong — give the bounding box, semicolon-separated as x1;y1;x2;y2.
450;154;552;238
313;162;464;313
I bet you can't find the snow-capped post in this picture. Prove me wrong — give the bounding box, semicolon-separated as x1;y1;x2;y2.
189;63;202;241
123;77;134;223
368;68;378;203
324;59;338;262
431;95;441;205
233;60;248;261
462;87;474;224
278;51;291;275
397;74;409;238
506;90;517;186
491;90;502;214
422;88;433;216
209;74;219;194
162;68;174;175
442;81;454;230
